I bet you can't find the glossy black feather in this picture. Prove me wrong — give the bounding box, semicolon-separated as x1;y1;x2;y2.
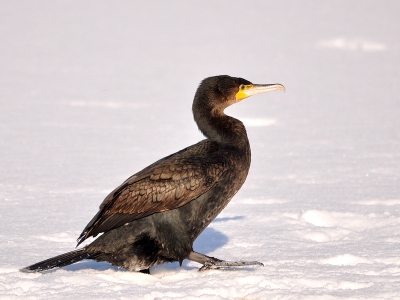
22;75;257;273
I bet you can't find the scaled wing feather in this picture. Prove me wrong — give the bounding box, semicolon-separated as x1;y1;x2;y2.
77;141;225;245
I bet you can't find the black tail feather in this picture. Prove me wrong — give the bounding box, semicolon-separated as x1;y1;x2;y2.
20;248;94;273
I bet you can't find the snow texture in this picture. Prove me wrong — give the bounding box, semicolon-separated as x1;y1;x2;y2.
1;1;400;299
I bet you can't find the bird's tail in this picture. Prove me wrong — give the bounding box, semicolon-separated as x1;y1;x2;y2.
20;248;95;273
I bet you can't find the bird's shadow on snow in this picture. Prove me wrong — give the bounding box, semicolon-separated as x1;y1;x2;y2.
193;225;230;254
62;216;243;273
192;216;245;253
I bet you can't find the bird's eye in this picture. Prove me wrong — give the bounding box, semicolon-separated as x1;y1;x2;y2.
240;85;245;90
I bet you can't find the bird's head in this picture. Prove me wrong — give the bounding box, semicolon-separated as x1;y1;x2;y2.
192;75;284;143
194;75;285;112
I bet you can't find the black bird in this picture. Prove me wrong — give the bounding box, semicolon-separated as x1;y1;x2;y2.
21;75;284;274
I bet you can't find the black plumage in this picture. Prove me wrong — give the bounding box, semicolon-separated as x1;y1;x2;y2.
21;75;284;274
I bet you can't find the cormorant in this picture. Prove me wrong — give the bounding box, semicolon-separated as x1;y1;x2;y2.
21;75;284;274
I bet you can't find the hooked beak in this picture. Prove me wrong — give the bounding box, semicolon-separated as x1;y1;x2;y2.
235;83;285;101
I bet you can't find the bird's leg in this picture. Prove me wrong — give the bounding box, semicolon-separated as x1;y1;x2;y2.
188;251;263;271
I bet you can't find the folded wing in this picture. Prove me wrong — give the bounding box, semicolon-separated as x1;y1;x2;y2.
77;142;226;246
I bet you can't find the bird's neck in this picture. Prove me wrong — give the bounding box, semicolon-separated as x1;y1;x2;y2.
194;110;249;148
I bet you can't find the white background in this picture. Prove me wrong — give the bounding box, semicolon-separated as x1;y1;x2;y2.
1;1;399;299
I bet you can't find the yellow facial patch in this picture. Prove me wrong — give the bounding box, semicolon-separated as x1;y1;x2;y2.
235;84;254;101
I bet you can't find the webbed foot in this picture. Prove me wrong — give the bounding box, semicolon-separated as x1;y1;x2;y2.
188;251;263;271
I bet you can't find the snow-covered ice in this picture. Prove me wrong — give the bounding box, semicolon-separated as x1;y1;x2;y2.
1;1;400;299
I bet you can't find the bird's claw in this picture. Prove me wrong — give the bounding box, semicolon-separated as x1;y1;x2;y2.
198;260;264;271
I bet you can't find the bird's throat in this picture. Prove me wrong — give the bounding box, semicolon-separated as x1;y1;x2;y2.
195;112;249;148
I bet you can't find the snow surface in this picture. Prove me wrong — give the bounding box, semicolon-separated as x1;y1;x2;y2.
1;1;400;299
